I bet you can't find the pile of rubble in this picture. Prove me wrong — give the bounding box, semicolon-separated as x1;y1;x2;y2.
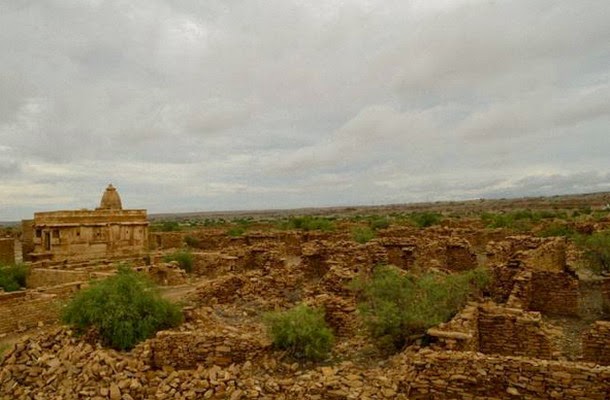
0;327;413;400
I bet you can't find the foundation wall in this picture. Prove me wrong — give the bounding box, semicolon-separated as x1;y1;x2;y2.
149;232;184;250
406;349;610;400
582;321;610;366
148;330;266;369
27;268;91;288
528;271;580;316
477;305;557;359
0;291;60;334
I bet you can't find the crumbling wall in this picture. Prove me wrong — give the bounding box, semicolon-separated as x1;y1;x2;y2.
528;271;580;316
582;321;610;366
602;278;610;310
378;237;417;269
135;263;187;286
445;238;477;272
190;274;248;304
0;238;15;265
0;291;60;334
521;238;567;271
427;304;478;352
191;251;239;277
477;304;558;359
26;268;91;288
148;329;267;369
405;349;610;399
148;232;184;250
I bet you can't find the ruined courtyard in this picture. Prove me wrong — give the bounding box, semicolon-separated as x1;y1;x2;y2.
1;191;610;399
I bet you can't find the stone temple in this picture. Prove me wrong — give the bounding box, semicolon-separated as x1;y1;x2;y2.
22;184;149;263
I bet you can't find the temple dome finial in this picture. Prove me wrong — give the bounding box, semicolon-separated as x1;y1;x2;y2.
99;184;122;210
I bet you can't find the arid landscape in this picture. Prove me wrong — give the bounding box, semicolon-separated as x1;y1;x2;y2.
1;190;610;399
2;2;610;399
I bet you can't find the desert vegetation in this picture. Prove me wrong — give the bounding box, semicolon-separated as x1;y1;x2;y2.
3;192;610;398
0;263;27;292
162;249;195;273
61;265;182;350
264;304;334;361
351;266;489;350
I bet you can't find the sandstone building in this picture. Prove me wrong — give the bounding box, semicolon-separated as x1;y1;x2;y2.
22;184;148;263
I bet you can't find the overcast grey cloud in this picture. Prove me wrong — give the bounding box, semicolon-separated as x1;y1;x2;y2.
1;0;609;220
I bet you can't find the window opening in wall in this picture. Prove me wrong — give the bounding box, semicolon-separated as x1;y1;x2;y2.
44;231;51;251
35;229;42;238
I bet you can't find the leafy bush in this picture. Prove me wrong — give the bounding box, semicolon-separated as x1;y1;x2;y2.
0;343;10;358
0;263;27;292
61;266;182;350
369;217;390;230
184;235;200;248
409;212;442;228
163;250;194;273
352;226;375;244
574;231;610;275
227;226;246;237
264;304;334;361
352;266;489;350
537;223;577;238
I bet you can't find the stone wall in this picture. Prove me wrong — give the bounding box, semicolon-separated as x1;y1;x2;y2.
405;349;610;399
191;251;240;277
602;278;610;309
149;232;184;250
26;268;91;288
147;329;267;369
582;321;610;366
528;271;580;316
427;304;478;352
0;291;60;334
445;238;477;272
0;238;15;265
477;304;558;359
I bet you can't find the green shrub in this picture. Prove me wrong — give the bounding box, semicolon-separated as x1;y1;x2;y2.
227;226;246;237
61;265;182;350
537;223;577;238
574;231;610;274
0;264;27;292
184;235;200;248
264;304;334;361
370;217;390;230
352;266;489;350
409;212;442;228
352;226;375;244
163;250;194;273
0;343;9;358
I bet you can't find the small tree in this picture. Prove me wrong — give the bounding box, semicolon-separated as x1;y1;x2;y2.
163;249;194;273
575;231;610;274
264;304;334;361
409;212;442;228
184;235;200;248
352;226;375;244
352;266;488;350
0;264;27;292
62;265;182;350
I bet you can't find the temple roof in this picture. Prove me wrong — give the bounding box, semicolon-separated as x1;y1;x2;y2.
98;184;123;210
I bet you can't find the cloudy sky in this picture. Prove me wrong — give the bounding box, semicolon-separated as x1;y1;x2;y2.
1;0;609;220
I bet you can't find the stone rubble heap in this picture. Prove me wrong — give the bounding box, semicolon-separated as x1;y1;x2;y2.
0;327;412;400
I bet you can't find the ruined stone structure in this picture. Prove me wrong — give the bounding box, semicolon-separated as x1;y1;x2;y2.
22;184;148;263
0;237;15;265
